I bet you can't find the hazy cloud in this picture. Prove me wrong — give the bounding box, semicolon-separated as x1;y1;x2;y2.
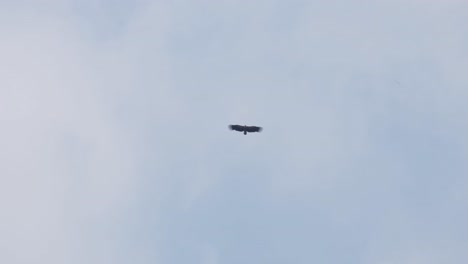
1;0;467;263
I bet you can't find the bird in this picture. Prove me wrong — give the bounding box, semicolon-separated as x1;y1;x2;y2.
229;124;262;135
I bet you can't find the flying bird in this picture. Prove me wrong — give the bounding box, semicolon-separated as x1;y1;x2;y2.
229;124;262;135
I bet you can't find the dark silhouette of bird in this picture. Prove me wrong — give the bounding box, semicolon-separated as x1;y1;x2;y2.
229;125;262;135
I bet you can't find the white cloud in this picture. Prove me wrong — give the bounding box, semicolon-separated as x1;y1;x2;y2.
1;0;468;263
0;4;155;263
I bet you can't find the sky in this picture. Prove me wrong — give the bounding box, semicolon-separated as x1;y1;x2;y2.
1;0;468;263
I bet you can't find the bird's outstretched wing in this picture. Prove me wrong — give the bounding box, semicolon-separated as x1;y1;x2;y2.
245;126;262;133
229;125;244;132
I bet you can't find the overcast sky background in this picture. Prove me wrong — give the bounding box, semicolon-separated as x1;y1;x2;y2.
1;0;468;263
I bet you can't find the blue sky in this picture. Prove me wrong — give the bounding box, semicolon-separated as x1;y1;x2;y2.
1;0;468;263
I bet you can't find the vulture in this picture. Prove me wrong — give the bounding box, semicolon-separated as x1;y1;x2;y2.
229;124;262;135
